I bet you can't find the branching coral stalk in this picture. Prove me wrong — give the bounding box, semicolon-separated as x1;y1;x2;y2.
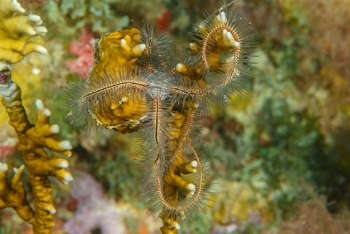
0;0;73;233
0;69;73;233
0;163;35;223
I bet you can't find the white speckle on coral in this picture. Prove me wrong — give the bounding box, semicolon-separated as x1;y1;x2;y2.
50;124;60;133
59;140;72;150
0;162;8;172
223;29;240;48
198;24;206;35
132;44;146;55
32;67;41;75
0;62;9;71
187;183;195;193
45;205;56;214
176;63;185;73
10;0;25;13
120;39;128;50
189;42;197;51
36;99;44;111
58;159;69;168
35;45;48;54
26;27;36;35
63;172;73;182
28;14;41;22
191;160;198;168
34;26;47;36
179;210;185;219
43;108;51;116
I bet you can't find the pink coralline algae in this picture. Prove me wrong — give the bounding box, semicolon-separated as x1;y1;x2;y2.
0;144;17;159
0;70;10;84
157;10;170;32
0;126;18;159
63;171;127;234
68;28;95;78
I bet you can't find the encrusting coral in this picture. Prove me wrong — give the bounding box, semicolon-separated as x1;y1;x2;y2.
66;3;253;233
0;0;73;233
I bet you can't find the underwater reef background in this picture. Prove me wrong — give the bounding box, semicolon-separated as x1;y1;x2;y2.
1;0;350;233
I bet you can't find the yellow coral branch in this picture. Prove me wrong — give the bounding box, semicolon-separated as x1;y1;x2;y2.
0;1;75;232
0;0;47;64
0;163;35;223
0;74;73;233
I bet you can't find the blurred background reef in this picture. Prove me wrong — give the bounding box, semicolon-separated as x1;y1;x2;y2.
0;0;350;233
